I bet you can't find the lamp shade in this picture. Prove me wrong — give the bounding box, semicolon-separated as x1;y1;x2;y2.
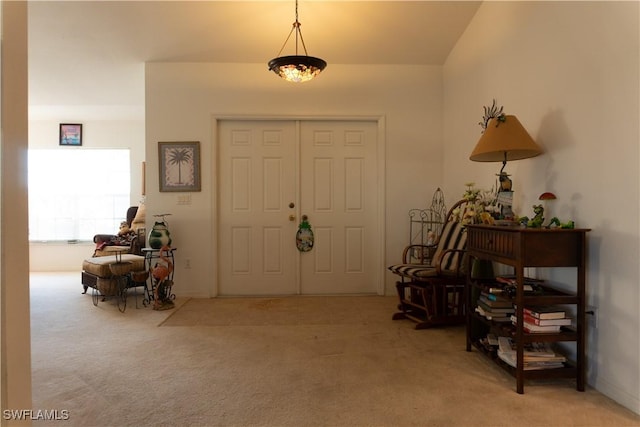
268;55;327;83
470;115;543;162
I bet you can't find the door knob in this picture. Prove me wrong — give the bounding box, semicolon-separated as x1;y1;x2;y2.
289;214;296;221
289;202;295;209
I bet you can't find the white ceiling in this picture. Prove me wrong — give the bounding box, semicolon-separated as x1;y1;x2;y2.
27;1;482;119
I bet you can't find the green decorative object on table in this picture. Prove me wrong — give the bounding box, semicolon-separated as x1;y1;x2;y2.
148;214;172;249
518;204;545;228
548;217;575;229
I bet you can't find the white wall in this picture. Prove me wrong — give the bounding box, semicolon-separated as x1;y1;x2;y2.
145;63;444;297
1;0;32;414
29;118;145;271
443;1;639;414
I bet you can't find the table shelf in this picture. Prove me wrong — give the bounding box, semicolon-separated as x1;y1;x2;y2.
465;225;590;394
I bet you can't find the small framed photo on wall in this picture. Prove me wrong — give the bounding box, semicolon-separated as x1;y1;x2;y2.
158;141;201;192
59;123;82;146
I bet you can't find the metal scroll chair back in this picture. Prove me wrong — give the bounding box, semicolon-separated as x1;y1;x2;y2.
407;208;444;264
430;187;447;225
405;188;447;264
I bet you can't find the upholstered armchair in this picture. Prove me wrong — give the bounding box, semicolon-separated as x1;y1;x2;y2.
93;204;146;257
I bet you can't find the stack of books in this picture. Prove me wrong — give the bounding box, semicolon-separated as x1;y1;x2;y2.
497;336;566;370
511;306;572;333
475;291;514;322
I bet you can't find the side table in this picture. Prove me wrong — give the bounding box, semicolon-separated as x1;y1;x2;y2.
142;247;176;310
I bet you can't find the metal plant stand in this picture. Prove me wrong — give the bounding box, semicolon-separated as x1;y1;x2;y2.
142;247;176;310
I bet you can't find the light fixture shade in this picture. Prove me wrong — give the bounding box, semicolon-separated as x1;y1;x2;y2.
268;55;327;83
268;0;326;83
470;115;543;162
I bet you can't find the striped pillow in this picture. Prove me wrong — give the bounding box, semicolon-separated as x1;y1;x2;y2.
431;221;467;272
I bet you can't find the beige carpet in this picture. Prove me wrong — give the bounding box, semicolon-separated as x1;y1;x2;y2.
30;273;640;427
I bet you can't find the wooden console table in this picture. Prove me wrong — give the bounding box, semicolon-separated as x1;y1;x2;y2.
465;225;590;394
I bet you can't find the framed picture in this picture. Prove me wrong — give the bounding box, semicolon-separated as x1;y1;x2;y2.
59;123;82;146
158;141;201;192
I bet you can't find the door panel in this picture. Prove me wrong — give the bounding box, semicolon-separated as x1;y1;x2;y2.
218;120;298;295
299;121;379;294
218;119;379;296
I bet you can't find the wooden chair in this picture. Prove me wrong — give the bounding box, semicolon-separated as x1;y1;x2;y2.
388;199;473;329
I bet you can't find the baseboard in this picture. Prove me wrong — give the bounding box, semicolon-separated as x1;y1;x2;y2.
592;376;640;415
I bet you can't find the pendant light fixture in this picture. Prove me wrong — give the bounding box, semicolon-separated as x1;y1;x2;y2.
268;0;327;83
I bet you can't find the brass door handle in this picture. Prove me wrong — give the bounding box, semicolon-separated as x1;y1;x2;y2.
289;214;296;221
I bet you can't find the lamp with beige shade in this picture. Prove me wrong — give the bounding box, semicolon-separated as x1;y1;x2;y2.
470;109;544;220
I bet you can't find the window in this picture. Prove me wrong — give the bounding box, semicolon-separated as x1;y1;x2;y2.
28;149;130;242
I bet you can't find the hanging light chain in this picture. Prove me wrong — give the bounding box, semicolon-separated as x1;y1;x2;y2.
274;0;310;57
267;0;327;83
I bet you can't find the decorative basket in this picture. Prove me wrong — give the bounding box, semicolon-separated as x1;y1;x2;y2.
97;278;118;296
131;270;149;283
109;261;133;276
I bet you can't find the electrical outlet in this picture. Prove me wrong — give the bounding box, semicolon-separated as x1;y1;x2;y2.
586;306;597;328
185;259;191;269
177;194;192;205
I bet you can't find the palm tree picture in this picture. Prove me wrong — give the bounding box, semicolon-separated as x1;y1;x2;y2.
159;141;201;192
167;147;192;185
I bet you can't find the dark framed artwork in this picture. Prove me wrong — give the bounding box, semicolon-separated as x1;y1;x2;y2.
59;123;82;146
158;141;201;192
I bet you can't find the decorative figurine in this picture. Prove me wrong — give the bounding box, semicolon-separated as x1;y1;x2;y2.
479;99;506;132
296;215;314;252
498;172;512;192
518;204;545;228
548;217;575;229
148;213;172;249
151;245;175;310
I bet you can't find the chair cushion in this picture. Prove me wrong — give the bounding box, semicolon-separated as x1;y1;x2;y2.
388;263;438;279
388;221;467;280
431;221;467;272
93;245;132;257
101;245;131;253
82;254;145;278
131;203;146;232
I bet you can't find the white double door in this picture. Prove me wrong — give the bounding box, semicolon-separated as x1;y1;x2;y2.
218;119;381;296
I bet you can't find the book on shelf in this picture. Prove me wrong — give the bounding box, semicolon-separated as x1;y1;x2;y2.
498;336;559;358
496;275;544;285
495;275;545;292
523;306;566;320
478;300;514;314
510;315;563;333
475;306;512;322
523;313;572;326
497;336;566;369
479;293;513;308
497;352;565;370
